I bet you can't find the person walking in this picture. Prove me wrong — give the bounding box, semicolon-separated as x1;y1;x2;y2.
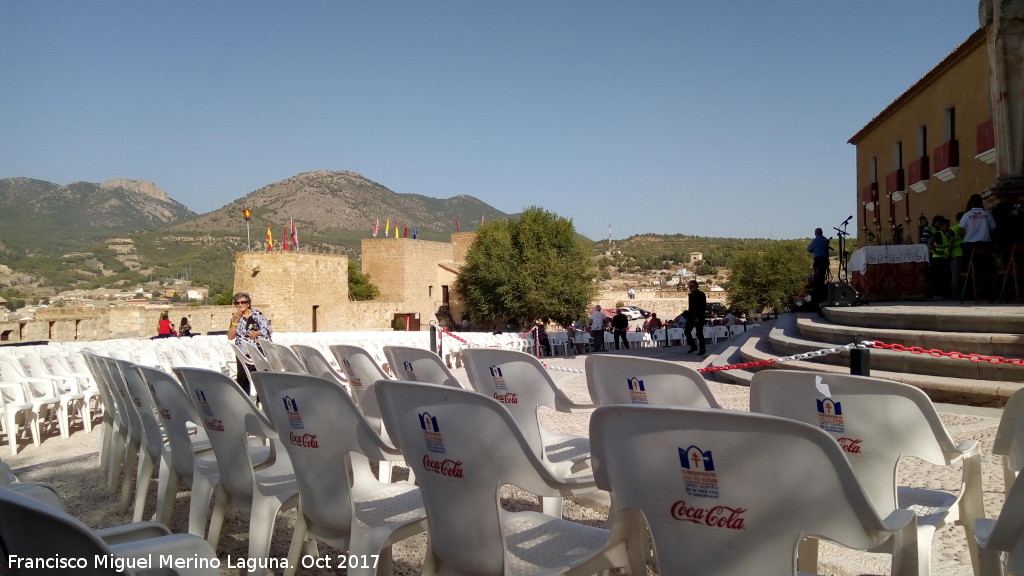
589;305;606;352
685;280;707;355
611;309;630;350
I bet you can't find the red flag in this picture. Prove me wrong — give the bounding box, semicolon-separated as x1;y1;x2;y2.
266;225;273;250
403;225;408;238
372;218;379;237
291;219;299;250
455;215;460;232
481;214;485;225
282;226;289;251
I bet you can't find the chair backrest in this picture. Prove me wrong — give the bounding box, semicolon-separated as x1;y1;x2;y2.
982;470;1024;574
254;372;403;536
101;357;144;442
291;344;349;389
374;380;569;576
585;355;720;408
260;341;307;374
173;367;275;500
461;348;587;455
383;345;465;389
329;344;390;425
241;341;274;372
589;405;900;575
0;486;123;574
993;386;1024;492
136;364;207;480
750;370;956;514
114;358;166;461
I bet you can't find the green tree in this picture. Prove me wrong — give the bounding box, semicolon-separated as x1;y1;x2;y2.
725;240;810;314
455;206;597;327
348;260;380;301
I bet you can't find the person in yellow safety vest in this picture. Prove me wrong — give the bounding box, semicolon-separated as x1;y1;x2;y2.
950;211;965;299
928;217;952;298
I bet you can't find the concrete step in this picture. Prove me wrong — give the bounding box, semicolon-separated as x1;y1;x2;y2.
778;313;1024;383
822;301;1024;333
707;313;1022;406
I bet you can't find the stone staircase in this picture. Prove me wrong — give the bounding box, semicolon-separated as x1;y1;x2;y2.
707;302;1024;407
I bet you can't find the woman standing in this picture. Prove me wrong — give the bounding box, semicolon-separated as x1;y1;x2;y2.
226;292;273;392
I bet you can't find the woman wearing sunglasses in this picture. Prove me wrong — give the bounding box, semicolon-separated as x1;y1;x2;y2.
227;292;273;392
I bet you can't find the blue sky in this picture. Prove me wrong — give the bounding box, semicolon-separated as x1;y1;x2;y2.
1;1;981;241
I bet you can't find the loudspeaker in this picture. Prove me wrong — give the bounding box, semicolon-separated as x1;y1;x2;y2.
827;282;858;306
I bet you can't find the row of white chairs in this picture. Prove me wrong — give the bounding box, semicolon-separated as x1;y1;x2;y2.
245;340;1024;576
66;334;1024;569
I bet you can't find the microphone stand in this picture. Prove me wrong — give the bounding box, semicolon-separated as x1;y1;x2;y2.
833;219;852;283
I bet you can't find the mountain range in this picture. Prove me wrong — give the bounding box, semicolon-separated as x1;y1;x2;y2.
0;171;510;297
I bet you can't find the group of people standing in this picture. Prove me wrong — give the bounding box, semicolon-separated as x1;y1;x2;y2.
922;194;996;299
575;280;709;355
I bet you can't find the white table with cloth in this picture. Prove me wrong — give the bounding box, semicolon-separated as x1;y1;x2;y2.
848;244;929;301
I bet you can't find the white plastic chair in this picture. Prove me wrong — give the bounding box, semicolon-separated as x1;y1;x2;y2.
116;358;173;522
19;353;87;436
254;372;428;576
82;352;130;492
0;356;63;440
383;345;467;389
584;354;721;408
975;469;1024;576
750;370;984;576
0;380;38;455
242;340;275;373
330;344;402;483
260;341;307;373
41;352;101;432
374;380;632;576
290;344;349;392
173;366;300;569
588;405;919;576
461;348;595;516
0;485;220;576
993;386;1024;492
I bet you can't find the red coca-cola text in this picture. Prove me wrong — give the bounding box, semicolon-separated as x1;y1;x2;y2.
670;501;747;530
422;455;464;478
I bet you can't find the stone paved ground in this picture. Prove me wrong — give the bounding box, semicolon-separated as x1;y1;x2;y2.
3;334;1008;575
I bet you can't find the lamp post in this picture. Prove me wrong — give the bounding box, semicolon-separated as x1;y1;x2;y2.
243;208;252;251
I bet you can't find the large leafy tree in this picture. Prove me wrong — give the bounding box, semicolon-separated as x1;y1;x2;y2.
725;240;811;314
455;207;596;328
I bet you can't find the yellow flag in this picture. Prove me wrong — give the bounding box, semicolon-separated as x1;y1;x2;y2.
385;218;390;235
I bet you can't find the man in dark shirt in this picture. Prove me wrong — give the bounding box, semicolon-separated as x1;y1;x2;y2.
611;309;630;350
685;280;707;355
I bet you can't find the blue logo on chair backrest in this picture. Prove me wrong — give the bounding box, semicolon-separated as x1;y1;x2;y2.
627;377;647;404
195;389;213;416
489;365;507;390
816;398;844;433
283;395;304;429
679;445;719;498
419;411;445;453
403;360;417;381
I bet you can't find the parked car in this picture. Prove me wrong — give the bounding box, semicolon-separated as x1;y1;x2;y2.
617;307;643;320
634;307;652;318
706;302;727;318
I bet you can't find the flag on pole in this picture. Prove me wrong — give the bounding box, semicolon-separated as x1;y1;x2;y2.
481;214;485;225
385;218;390;236
266;225;273;250
395;224;399;239
372;218;379;237
455;215;460;231
412;226;417;239
403;225;408;238
291;219;298;250
282;226;289;251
